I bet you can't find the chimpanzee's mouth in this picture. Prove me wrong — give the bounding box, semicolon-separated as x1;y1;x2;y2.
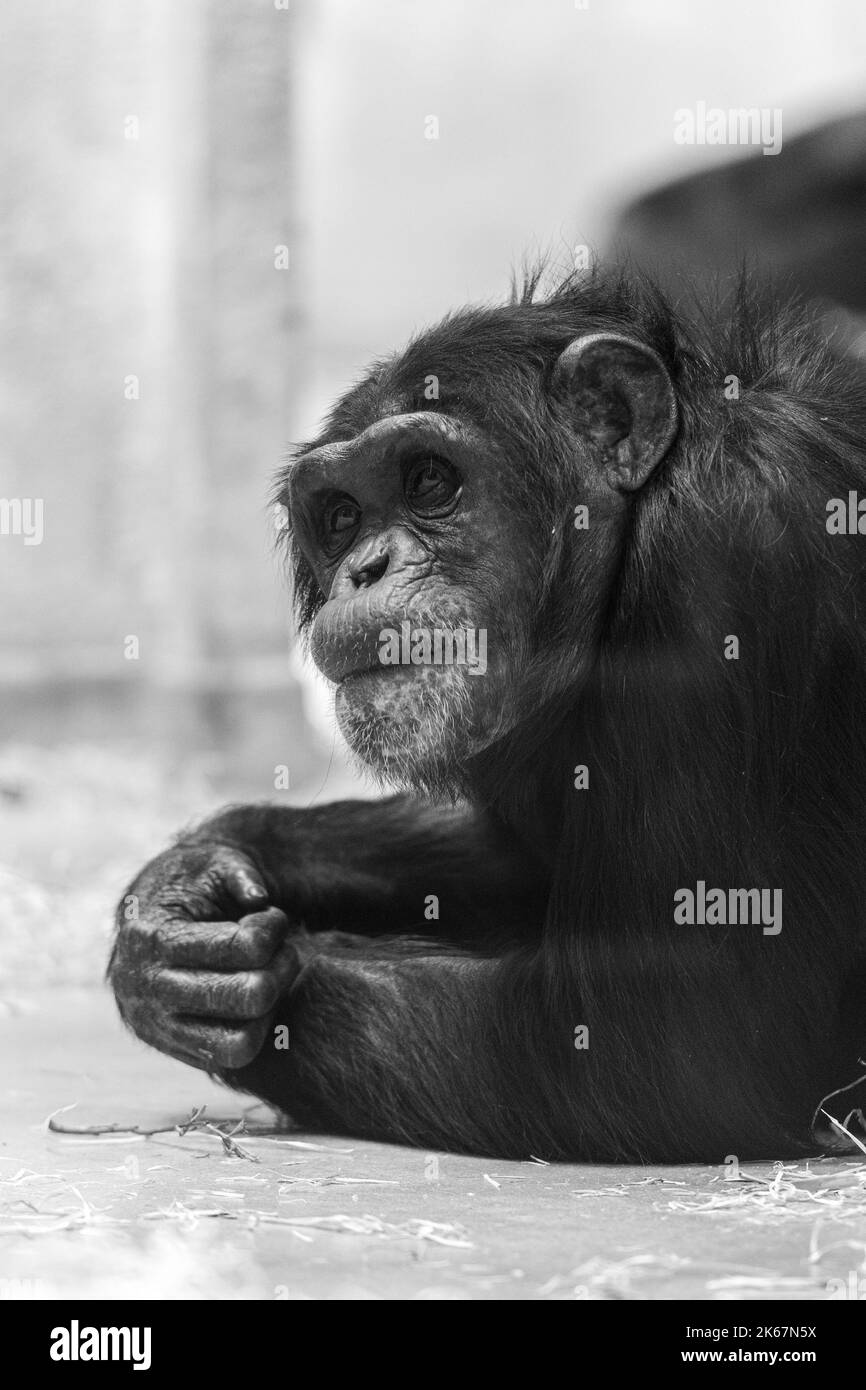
340;663;397;684
340;661;435;688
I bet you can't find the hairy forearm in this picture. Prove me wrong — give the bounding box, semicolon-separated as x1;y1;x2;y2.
226;935;572;1157
183;796;546;939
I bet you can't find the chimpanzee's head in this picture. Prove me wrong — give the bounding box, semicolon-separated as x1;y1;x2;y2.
278;271;679;794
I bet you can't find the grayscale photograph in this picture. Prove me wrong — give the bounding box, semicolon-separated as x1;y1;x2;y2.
1;0;865;1347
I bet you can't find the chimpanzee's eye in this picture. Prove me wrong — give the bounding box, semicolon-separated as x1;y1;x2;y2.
404;457;462;517
322;495;361;553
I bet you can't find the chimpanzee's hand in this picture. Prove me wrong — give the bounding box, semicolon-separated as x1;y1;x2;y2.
108;842;300;1071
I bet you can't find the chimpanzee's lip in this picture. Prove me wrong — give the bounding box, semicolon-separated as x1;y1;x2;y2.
339;662;395;684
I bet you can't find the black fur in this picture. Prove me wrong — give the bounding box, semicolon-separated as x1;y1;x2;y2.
263;268;866;1157
115;266;866;1161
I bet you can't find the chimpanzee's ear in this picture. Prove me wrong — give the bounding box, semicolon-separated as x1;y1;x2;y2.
551;333;678;491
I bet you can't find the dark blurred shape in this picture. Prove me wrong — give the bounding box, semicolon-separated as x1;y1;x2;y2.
614;110;866;319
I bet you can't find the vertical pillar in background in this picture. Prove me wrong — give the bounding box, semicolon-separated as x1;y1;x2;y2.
0;0;309;787
202;0;305;772
122;0;210;746
123;0;305;771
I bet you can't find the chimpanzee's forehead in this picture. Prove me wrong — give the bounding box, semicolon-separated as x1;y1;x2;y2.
316;306;556;445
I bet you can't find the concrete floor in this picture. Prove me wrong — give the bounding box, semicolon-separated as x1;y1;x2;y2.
2;991;866;1301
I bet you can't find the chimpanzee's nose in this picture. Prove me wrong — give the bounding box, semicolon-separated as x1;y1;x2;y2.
348;543;389;588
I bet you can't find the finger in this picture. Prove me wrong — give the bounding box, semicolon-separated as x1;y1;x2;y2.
269;940;304;992
166;1015;270;1070
160;908;290;969
117;994;268;1072
222;858;269;909
156;952;299;1020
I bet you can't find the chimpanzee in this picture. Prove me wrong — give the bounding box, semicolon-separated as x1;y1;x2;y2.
108;266;866;1161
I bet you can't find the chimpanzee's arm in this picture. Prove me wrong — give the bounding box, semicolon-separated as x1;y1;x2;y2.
181;796;545;941
223;926;831;1160
109;798;548;1079
224;933;566;1158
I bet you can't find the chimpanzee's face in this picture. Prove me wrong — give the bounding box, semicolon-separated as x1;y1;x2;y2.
284;321;677;793
286;410;530;792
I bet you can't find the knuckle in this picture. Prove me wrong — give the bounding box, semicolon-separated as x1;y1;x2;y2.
135;921;163;955
122;998;163;1048
142;964;172;1004
117;915;167;963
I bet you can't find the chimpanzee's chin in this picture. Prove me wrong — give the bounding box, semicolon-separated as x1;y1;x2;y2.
334;669;476;791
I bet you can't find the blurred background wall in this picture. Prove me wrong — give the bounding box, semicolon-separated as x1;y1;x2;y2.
2;0;866;984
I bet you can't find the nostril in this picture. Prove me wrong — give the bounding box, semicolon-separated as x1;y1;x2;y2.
367;553;389;582
349;549;389;588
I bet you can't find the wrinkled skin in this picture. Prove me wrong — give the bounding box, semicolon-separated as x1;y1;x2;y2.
112;842;296;1072
109;801;545;1083
294;412;532;785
